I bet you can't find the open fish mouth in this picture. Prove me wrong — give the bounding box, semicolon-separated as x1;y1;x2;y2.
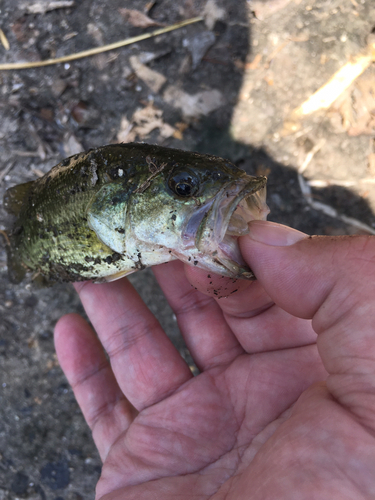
182;175;269;278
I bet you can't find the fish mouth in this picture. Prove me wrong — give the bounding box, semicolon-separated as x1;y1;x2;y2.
182;175;269;278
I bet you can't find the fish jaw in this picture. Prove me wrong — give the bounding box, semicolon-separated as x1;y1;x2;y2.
176;175;269;279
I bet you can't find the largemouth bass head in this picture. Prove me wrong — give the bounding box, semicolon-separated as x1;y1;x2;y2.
88;149;269;280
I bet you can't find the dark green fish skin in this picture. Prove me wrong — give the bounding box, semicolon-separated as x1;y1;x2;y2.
3;143;268;284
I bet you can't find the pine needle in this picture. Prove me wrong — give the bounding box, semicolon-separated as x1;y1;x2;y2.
0;29;10;51
0;16;203;70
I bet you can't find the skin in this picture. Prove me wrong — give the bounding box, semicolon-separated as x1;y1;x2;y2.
55;220;375;499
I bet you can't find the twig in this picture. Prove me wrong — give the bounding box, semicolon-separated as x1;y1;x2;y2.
281;41;375;134
297;142;375;234
0;17;203;70
308;178;375;188
0;161;16;185
12;149;44;157
0;229;10;247
21;1;75;14
134;158;167;193
292;42;375;117
298;138;326;174
0;28;10;51
298;170;375;235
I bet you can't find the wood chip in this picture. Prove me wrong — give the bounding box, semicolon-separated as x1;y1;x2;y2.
21;1;75;14
246;53;262;70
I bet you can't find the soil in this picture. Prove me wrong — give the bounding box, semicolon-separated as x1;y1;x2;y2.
0;0;374;498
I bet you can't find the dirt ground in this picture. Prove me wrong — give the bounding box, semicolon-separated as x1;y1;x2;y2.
0;0;375;498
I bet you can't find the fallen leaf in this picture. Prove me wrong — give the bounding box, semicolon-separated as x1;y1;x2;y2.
182;31;216;69
163;85;225;119
119;8;164;28
130;55;167;93
63;133;83;157
117;116;135;143
117;103;175;142
202;0;225;30
329;71;375;137
173;122;189;140
132;103;165;137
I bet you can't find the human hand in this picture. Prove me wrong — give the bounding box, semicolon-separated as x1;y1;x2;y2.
54;221;375;499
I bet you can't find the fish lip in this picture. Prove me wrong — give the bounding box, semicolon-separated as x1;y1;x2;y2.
216;175;268;241
179;175;268;278
195;175;268;250
194;175;269;277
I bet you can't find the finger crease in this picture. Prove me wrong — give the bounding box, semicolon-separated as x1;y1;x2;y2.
224;301;275;321
173;289;215;317
104;321;159;359
89;394;129;430
71;359;109;390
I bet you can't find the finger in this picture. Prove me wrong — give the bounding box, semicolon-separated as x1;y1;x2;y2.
240;220;375;430
153;261;244;371
73;279;192;411
182;265;252;298
184;265;318;353
54;313;134;460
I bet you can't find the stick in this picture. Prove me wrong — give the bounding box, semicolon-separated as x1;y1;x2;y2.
0;161;16;185
0;17;203;70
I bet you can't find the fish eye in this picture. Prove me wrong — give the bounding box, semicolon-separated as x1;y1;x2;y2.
168;170;199;197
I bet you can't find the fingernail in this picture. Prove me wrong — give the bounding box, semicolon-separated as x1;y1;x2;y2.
248;220;308;246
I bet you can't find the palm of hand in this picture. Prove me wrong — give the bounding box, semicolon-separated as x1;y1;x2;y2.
55;244;375;500
100;345;323;500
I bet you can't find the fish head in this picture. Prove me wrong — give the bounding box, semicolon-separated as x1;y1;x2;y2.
128;158;269;279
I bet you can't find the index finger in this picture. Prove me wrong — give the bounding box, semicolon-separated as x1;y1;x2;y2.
154;261;317;360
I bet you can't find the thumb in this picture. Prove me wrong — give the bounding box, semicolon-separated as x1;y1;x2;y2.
241;220;375;429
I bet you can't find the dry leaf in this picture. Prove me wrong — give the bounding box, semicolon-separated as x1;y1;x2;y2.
130;55;167;93
63;133;83;157
163;85;225;119
329;71;375;137
132;103;165;137
119;8;164;28
117;116;135;143
173;122;189;140
202;0;225;30
117;103;175;143
182;31;215;69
